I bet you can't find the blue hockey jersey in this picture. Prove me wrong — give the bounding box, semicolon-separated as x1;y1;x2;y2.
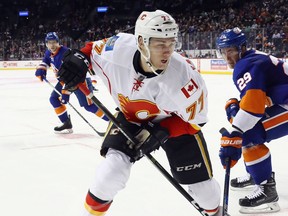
41;46;68;76
233;50;288;117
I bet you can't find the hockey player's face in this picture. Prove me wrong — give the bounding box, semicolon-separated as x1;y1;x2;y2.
220;47;240;69
149;38;176;70
46;40;59;53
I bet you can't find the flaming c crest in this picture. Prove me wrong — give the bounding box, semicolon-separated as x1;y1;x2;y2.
118;94;160;123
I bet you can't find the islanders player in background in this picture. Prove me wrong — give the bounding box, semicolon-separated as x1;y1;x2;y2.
35;32;108;133
216;27;288;214
57;10;222;216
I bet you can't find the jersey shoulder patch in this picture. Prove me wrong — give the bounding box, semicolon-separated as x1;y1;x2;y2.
105;35;120;51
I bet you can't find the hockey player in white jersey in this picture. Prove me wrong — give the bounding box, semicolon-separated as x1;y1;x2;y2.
58;10;221;215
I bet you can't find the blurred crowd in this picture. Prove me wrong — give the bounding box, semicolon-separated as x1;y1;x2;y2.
0;0;287;60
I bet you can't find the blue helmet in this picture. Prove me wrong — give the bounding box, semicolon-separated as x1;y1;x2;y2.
216;27;246;51
45;32;59;43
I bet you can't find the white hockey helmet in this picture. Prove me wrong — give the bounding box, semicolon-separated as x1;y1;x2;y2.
135;10;179;46
134;10;178;75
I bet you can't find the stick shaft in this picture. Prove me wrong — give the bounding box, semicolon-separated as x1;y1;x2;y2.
222;158;231;216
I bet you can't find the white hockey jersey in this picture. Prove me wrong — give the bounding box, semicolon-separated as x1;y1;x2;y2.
87;33;208;126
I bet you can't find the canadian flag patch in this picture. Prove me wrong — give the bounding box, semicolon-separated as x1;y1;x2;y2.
181;79;199;98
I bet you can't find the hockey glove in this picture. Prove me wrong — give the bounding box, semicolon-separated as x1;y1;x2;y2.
60;89;72;104
225;98;239;123
58;49;90;89
35;69;47;82
219;127;242;169
131;123;169;161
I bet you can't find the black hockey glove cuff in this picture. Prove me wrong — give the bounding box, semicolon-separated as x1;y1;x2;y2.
58;49;90;89
132;123;169;161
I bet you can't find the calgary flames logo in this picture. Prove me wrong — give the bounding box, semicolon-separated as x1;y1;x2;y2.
118;94;160;123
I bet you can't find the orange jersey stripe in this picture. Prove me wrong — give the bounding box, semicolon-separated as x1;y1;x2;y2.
240;89;266;115
262;111;288;130
243;144;270;165
95;109;105;118
86;97;93;106
55;105;67;115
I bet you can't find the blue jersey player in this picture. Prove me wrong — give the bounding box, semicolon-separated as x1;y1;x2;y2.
216;27;288;214
35;32;108;133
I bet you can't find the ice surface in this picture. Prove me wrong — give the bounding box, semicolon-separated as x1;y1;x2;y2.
1;70;287;216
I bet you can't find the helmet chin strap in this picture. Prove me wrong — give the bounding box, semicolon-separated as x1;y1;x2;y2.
238;45;245;59
139;43;166;76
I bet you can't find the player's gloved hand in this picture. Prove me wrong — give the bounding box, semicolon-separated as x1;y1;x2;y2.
58;49;89;89
35;69;47;81
225;98;239;123
131;123;169;161
219;127;242;169
60;89;71;104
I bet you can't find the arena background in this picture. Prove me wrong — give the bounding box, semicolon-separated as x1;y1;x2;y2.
0;0;287;62
0;1;288;216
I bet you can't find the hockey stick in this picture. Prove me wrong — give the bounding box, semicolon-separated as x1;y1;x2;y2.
43;78;105;137
222;157;231;216
219;127;232;216
78;83;210;216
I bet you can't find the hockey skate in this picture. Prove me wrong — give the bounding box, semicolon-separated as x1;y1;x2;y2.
239;172;280;214
230;173;255;191
54;115;73;134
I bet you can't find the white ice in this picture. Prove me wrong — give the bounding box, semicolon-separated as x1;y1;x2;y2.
0;70;288;216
